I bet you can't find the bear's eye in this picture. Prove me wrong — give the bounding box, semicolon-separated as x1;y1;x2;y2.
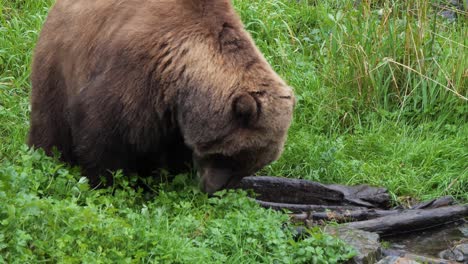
219;23;244;52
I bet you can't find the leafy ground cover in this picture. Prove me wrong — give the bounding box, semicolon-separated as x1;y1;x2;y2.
0;0;466;262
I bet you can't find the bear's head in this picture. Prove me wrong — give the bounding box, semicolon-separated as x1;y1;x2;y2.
156;0;295;193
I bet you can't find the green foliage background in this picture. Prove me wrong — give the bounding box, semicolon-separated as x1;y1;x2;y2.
0;0;467;262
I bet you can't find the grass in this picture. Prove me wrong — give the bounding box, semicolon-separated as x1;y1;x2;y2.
235;0;467;203
0;0;467;262
1;151;355;263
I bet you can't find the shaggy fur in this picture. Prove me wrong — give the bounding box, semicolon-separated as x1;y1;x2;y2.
28;0;295;193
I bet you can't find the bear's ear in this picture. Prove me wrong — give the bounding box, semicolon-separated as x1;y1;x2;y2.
233;93;258;126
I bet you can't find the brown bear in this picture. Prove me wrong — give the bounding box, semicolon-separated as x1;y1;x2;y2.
28;0;295;194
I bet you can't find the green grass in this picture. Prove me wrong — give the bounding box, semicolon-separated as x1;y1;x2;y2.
0;150;355;263
0;0;467;262
235;0;467;203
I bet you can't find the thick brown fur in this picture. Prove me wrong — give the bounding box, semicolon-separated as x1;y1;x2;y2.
29;0;295;193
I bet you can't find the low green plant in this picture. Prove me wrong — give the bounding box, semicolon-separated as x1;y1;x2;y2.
0;147;356;263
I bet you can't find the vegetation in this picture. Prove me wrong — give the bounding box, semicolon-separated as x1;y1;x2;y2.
0;0;466;262
237;0;467;203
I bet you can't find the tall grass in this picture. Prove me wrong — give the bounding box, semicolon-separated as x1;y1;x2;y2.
0;0;54;161
342;1;466;123
236;0;467;132
234;0;467;202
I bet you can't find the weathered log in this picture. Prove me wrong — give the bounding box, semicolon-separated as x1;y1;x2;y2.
283;197;459;223
286;196;458;222
290;209;402;223
344;205;468;235
237;176;391;208
328;183;391;209
255;199;367;213
238;176;467;240
410;196;455;209
239;176;344;205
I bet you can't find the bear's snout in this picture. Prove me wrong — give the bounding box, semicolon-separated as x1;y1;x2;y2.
198;166;243;194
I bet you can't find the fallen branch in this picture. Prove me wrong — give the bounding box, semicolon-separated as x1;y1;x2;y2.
343;205;468;235
239;176;344;205
255;200;366;213
327;183;391;209
237;176;391;208
238;176;467;239
290;209;401;223
410;196;455;209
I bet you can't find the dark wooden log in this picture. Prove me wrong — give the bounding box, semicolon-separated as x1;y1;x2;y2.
255;200;366;213
238;176;466;238
284;196;459;223
290;209;401;223
238;176;344;205
410;196;455;209
237;176;391;208
344;205;468;235
327;183;391;208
